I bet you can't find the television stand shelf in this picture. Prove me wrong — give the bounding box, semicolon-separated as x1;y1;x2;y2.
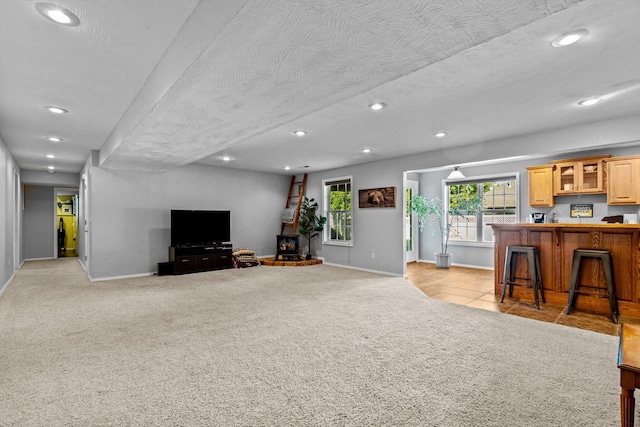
162;244;233;275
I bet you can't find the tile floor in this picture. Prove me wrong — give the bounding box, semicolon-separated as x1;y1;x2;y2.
406;261;640;336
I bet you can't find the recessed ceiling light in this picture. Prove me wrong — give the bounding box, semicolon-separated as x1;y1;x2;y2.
220;156;232;161
434;131;447;138
284;166;291;170
361;148;372;153
368;102;386;111
44;106;68;114
46;154;56;159
46;136;63;142
577;97;602;106
35;3;80;26
292;130;307;137
47;165;55;170
551;29;589;47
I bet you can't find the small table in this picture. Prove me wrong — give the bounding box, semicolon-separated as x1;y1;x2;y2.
618;323;640;426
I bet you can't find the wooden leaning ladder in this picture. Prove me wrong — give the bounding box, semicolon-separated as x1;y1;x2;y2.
280;174;307;236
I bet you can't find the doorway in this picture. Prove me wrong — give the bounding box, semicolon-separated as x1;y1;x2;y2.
405;179;419;263
55;190;79;258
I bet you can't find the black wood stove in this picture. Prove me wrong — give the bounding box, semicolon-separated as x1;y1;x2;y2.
276;235;300;260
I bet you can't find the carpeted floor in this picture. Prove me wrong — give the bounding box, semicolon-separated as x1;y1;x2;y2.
0;258;630;426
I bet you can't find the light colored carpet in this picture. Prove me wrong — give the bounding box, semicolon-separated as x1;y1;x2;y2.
0;258;628;426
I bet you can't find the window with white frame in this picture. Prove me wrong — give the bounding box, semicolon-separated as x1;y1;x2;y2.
445;174;518;244
323;176;353;246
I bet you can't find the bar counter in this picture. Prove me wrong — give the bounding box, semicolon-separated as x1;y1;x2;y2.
491;223;640;317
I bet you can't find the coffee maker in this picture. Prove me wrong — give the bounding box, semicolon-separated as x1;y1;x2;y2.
529;212;546;223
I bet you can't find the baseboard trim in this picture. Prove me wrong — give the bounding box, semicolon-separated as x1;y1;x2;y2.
77;258;87;273
417;258;494;271
89;272;155;282
321;260;403;277
0;272;16;299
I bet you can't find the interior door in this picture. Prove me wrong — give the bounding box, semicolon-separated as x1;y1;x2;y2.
81;175;89;270
13;170;20;270
405;180;419;263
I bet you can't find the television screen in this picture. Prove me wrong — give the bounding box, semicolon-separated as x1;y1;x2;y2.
171;210;231;246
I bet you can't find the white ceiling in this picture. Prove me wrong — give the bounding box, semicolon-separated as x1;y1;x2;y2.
1;0;639;176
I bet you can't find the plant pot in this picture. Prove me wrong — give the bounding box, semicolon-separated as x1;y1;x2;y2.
434;252;452;269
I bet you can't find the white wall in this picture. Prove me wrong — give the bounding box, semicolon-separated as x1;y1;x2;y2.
84;163;290;280
0;135;21;293
306;168;405;276
22;170;80;187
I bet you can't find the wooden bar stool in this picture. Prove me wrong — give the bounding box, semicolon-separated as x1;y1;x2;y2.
565;248;618;324
501;245;545;309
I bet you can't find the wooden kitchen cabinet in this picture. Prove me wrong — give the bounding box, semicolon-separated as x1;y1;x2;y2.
607;155;640;205
526;165;555;206
551;155;610;196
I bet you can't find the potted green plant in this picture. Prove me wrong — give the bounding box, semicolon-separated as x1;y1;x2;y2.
410;194;482;268
298;197;327;260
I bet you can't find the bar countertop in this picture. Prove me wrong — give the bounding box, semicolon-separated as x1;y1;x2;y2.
491;222;640;229
491;222;640;317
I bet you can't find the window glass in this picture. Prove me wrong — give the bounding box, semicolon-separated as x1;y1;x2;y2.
323;177;353;245
405;187;414;251
447;177;517;244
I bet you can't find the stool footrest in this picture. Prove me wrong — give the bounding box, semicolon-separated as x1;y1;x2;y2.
506;281;535;286
572;290;609;297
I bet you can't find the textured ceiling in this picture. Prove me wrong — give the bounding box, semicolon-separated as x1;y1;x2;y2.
1;0;639;175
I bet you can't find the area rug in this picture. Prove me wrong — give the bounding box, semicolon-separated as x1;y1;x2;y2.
0;259;628;426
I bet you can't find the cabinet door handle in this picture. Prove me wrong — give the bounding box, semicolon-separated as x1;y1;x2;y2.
181;259;189;263
202;257;209;261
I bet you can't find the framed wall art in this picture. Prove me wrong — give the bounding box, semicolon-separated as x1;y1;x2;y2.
358;187;396;208
570;203;593;218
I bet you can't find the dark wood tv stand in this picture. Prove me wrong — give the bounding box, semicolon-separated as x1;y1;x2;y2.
165;244;233;275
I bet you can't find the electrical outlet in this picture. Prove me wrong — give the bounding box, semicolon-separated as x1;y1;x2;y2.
371;253;375;259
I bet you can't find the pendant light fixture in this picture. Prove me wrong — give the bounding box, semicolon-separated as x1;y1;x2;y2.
447;166;465;179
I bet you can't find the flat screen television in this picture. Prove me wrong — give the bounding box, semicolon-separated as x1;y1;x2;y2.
171;210;231;247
